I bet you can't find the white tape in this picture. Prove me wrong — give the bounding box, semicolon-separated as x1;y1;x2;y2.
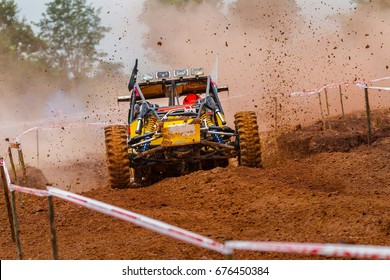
10;184;49;197
5;181;390;258
225;241;390;259
1;157;48;196
355;82;390;91
366;86;390;91
371;76;390;83
325;83;342;89
15;122;125;142
15;126;41;142
47;187;230;255
290;89;321;97
290;76;390;97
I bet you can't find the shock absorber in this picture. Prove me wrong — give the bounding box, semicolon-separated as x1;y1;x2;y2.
201;112;213;127
140;116;157;152
145;116;157;132
201;112;224;144
212;131;224;144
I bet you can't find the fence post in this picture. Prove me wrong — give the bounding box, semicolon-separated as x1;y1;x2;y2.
0;157;15;242
338;85;345;118
47;194;59;260
16;143;28;185
364;87;372;145
36;129;40;165
7;146;18;184
273;97;278;130
10;189;23;259
7;142;24;208
324;87;331;129
317;92;326;131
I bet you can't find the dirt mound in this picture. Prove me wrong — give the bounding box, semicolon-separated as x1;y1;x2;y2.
1;111;390;260
276;109;390;159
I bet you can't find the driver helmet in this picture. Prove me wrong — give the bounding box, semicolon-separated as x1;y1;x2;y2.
183;93;201;105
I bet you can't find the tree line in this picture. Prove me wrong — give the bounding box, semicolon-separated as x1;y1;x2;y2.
0;0;114;80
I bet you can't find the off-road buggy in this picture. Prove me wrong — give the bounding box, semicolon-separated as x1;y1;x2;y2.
104;60;262;188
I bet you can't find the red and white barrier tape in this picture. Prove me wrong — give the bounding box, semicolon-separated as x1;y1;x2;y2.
15;122;123;142
368;86;390;91
9;184;49;197
225;241;390;259
46;186;229;255
2;157;48;197
371;76;390;83
4;175;390;259
290;76;390;97
356;82;390;91
289;89;322;97
4;115;390;258
1;158;48;197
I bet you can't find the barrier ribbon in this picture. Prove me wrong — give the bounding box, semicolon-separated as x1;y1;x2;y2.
225;241;390;259
47;186;230;255
9;184;48;197
290;76;390;97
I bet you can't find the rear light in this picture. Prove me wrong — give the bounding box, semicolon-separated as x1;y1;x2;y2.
127;126;131;135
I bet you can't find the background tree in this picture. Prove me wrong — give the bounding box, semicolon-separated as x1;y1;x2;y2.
37;0;110;79
0;0;45;63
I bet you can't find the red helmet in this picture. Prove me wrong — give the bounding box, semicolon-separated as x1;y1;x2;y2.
183;93;201;105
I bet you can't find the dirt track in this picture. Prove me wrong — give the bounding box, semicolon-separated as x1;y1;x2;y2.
1;111;390;260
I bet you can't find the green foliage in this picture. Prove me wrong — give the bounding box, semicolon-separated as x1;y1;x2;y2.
0;0;46;61
0;0;17;26
37;0;111;79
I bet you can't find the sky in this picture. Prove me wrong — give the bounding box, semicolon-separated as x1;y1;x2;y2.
14;0;356;72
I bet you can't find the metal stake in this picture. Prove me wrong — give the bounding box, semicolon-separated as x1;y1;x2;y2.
0;158;15;242
17;144;28;185
7;147;18;184
10;190;23;259
364;87;372;145
317;92;326;131
324;87;331;129
48;195;59;260
36;129;40;165
273;97;278;130
338;85;345;118
7;144;24;208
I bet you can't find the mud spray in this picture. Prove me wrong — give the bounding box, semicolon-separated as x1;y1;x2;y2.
138;0;389;128
0;63;127;191
1;0;389;190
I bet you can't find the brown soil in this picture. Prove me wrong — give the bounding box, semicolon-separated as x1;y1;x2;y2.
1;110;390;260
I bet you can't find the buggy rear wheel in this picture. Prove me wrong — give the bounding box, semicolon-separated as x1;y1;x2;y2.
104;125;131;189
234;111;262;167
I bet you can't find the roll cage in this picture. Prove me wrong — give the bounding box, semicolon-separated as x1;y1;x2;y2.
125;75;228;125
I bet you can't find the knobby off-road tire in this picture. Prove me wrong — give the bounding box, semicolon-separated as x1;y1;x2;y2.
104;125;131;189
234;111;262;167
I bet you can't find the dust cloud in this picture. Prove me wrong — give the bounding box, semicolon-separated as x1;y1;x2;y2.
1;0;389;190
139;0;389;129
0;62;127;190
